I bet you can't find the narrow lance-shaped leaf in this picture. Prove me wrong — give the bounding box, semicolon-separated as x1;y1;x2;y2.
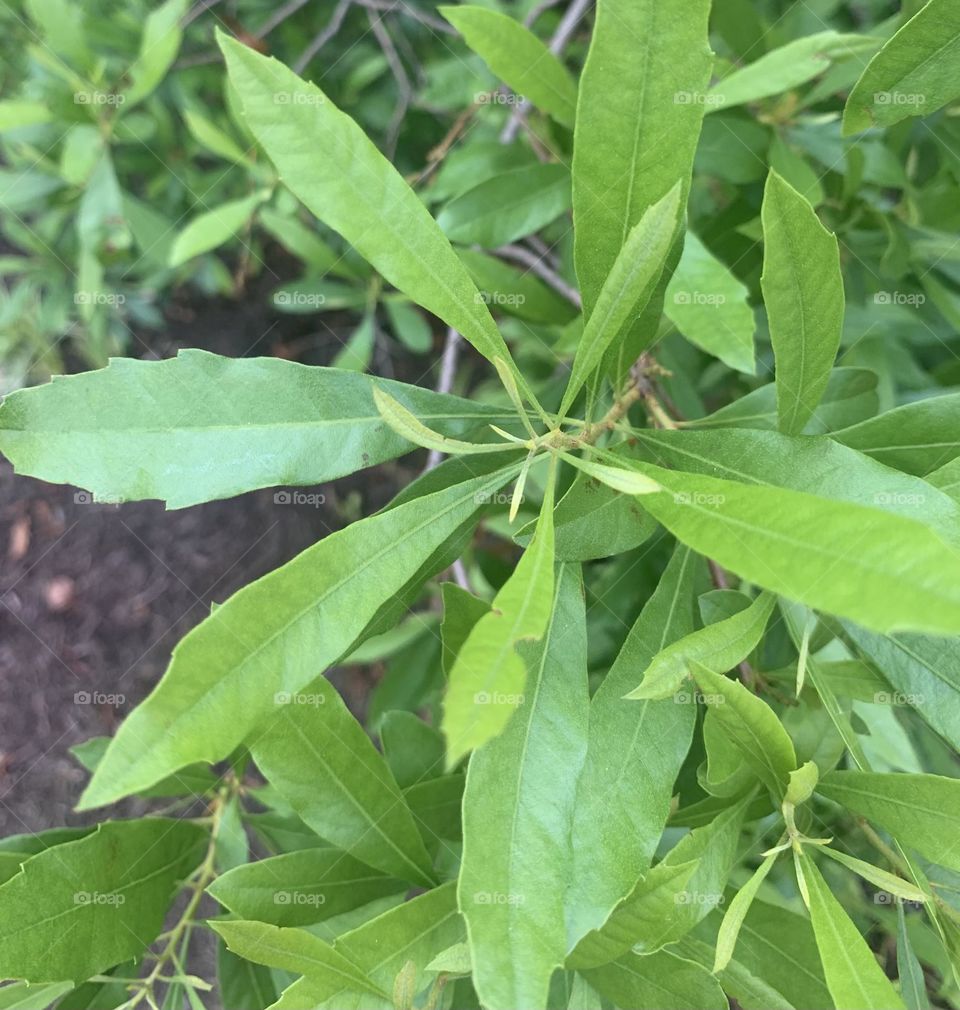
0;350;521;509
816;771;960;873
817;847;928;904
843;0;960;135
249;680;436;887
218;32;533;403
761;170;845;435
796;851;907;1010
440;5;578;128
897;900;931;1010
560;183;683;414
714;850;779;973
79;463;521;808
572;0;713;316
0;819;206;984
168;191;268;268
627;591;776;700
123;0;187;107
442;463;557;767
459;563;589;1010
598;454;960;637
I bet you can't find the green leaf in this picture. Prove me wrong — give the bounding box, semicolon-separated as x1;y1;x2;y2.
249;680;436;887
566;544;700;938
333;312;376;372
785;761;820;807
832;394;960;476
817;847;928;903
626;591;775;700
560;183;682;413
439;6;578;127
816;771;960;873
208;849;404;926
844;0;960;134
897;900;931;1010
665;231;756;374
437;163;571;249
572;0;713;316
580;949;727;1010
442;465;556;766
710;32;880;111
218;941;278;1010
380;711;445;789
168;192;268;268
123;0;188;107
0;101;52;132
273;884;464;1009
383;299;432;354
841;624;960;751
629;427;960;550
761;170;845;435
0;982;72;1009
689;663;797;800
0;350;518;508
211;920;387;999
0;819;205;984
78;463;520;807
604;457;960;636
796;850;907;1010
714;850;778;972
459;563;588;1010
218;32;528;395
183;109;252;166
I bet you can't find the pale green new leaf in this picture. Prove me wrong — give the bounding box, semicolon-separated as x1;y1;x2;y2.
572;0;713;316
603;456;960;636
209;849;403;927
832;393;960;476
213;921;386;999
168;192;268;268
0;101;51;132
218;33;528;395
897;901;931;1010
689;663;797;800
123;0;188;108
626;591;775;700
710;32;880;111
761;170;844;435
714;850;778;973
440;6;578;127
0;819;205;984
817;771;960;873
818;847;928;903
442;467;556;767
459;564;588;1010
844;0;960;134
0;350;518;508
665;231;756;374
79;464;520;807
249;682;435;887
561;183;683;413
796;851;907;1010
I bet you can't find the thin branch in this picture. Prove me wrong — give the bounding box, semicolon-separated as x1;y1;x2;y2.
366;10;412;157
255;0;312;38
355;0;456;35
524;0;565;27
424;327;463;471
495;243;582;308
294;0;353;74
501;0;594;142
182;0;225;28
